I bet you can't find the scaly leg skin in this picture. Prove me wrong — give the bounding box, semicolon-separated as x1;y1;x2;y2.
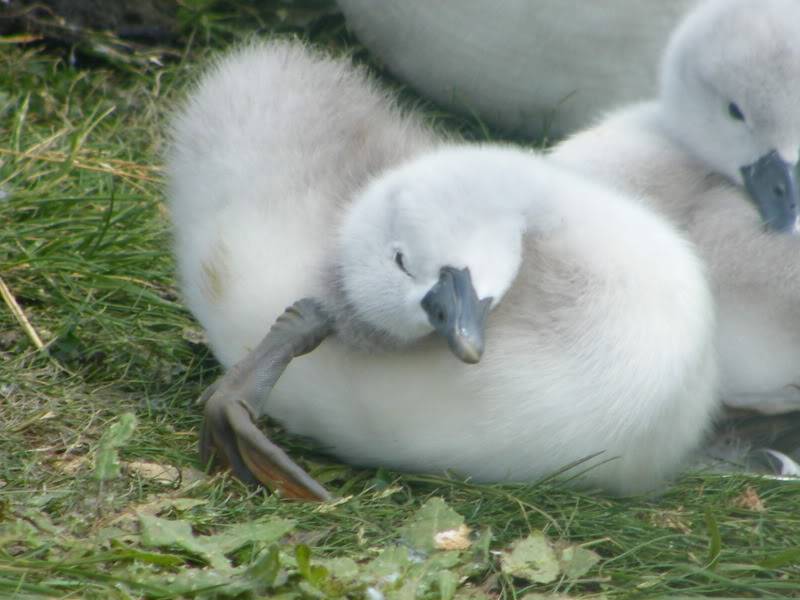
199;298;334;501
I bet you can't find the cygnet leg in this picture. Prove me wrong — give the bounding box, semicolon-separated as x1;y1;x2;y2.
199;298;334;500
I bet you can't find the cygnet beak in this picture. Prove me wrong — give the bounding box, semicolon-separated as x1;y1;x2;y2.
421;266;493;364
740;150;799;233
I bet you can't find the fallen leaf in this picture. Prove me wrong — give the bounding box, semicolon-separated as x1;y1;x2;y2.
646;507;691;534
54;455;88;475
434;524;472;551
734;486;765;512
399;497;465;553
501;533;560;583
362;545;411;582
178;466;208;488
182;326;207;344
126;461;180;484
557;544;600;579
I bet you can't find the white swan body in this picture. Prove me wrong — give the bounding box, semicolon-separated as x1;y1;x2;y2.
168;41;718;494
336;0;696;138
550;0;800;414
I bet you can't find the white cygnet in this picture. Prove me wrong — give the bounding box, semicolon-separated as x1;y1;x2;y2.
550;0;800;416
167;41;717;499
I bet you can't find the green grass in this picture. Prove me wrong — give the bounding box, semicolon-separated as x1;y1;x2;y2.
2;2;800;598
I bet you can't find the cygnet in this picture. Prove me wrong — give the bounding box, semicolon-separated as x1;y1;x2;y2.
167;41;717;499
550;0;800;417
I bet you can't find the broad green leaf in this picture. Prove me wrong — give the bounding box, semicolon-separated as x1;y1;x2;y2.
298;580;327;599
139;513;296;576
294;544;329;590
387;579;418;600
308;563;330;588
398;497;465;553
127;566;252;597
94;412;137;481
317;556;359;581
460;527;494;578
501;533;560;583
107;541;185;567
97;526;138;547
363;546;411;582
437;569;458;600
426;551;462;570
558;545;600;579
168;498;209;511
213;518;295;554
139;513;229;571
296;543;312;579
246;544;281;588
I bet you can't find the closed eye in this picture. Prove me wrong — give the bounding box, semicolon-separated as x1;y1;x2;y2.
394;251;413;277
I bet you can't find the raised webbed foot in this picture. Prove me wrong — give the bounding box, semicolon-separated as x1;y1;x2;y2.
198;299;334;501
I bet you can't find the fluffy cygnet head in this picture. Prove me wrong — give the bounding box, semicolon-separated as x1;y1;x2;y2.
337;146;527;363
659;0;800;232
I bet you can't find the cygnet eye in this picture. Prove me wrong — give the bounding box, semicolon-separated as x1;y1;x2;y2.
728;102;745;122
394;251;413;277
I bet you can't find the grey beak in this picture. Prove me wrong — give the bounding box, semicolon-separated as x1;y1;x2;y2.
740;150;799;233
421;266;492;364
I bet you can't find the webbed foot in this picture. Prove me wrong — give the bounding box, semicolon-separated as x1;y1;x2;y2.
198;299;334;501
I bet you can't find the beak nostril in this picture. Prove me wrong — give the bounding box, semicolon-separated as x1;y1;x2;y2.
741;151;799;232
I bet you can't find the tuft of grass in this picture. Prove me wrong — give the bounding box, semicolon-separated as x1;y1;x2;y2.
2;1;800;598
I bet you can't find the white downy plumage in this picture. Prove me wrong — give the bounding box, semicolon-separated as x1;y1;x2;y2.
168;40;717;494
551;0;800;417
